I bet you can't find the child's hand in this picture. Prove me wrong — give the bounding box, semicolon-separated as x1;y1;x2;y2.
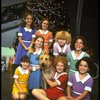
28;65;32;71
36;65;41;70
66;96;74;100
19;89;25;94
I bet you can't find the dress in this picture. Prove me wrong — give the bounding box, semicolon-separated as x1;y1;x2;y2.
53;42;71;56
35;29;53;53
67;50;90;76
67;71;93;100
12;66;30;94
45;72;68;99
14;26;36;65
28;49;42;90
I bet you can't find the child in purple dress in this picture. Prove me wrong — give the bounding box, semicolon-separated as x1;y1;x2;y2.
66;57;94;100
14;12;36;66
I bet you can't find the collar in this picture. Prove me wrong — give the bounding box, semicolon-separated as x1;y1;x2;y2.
24;27;32;32
18;66;29;75
57;43;67;53
71;50;85;60
39;29;49;35
75;71;91;83
33;48;42;55
54;72;67;80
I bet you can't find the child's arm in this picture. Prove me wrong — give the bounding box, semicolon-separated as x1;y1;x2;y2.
74;90;89;100
14;78;25;93
18;36;29;51
66;85;73;99
42;71;58;87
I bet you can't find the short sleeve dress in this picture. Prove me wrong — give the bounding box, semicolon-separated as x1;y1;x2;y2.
45;72;68;99
67;50;90;76
67;71;93;100
35;29;53;53
14;26;36;65
12;66;30;94
28;49;42;90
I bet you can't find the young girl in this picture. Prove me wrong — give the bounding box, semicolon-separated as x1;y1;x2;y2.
14;12;36;66
32;55;68;100
66;57;94;100
27;36;45;90
35;18;53;54
53;31;71;56
67;36;90;77
12;55;30;100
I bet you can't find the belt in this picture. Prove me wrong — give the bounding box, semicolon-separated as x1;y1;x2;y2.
23;40;31;43
73;90;81;95
57;87;64;91
18;81;28;84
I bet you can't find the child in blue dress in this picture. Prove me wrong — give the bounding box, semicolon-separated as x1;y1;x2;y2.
14;12;36;66
27;36;45;91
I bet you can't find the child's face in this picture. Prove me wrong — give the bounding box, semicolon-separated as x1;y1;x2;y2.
21;61;30;69
75;39;84;51
35;38;43;48
24;15;33;26
42;20;49;30
78;60;89;74
58;39;66;46
56;62;65;73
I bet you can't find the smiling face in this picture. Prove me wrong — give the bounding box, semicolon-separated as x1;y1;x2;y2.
35;37;44;48
56;62;65;74
78;60;89;74
42;20;49;30
24;14;33;27
75;39;84;51
58;39;66;47
21;61;30;70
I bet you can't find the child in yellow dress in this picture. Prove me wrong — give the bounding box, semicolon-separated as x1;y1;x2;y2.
12;55;30;100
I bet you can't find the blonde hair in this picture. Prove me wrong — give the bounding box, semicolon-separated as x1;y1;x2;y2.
28;36;44;54
55;31;71;44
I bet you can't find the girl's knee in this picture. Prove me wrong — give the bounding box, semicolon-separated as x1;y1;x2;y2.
12;94;19;99
20;94;27;100
32;89;38;94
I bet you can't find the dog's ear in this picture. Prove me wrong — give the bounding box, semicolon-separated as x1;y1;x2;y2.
41;49;47;55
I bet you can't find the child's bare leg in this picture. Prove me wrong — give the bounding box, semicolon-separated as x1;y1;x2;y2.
32;89;50;100
19;93;27;100
12;93;19;100
57;96;67;100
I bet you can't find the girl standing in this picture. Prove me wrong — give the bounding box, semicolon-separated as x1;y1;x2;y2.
14;12;36;66
12;55;30;100
27;36;44;90
66;57;94;100
32;55;68;100
35;18;53;54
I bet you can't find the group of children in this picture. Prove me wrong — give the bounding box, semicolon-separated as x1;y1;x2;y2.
11;11;97;100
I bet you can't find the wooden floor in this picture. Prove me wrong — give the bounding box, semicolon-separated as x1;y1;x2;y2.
1;70;99;100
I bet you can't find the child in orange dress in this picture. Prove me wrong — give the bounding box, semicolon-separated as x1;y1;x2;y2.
32;55;68;100
35;18;53;54
12;55;30;100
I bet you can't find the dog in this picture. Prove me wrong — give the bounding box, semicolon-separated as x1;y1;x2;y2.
39;51;55;89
